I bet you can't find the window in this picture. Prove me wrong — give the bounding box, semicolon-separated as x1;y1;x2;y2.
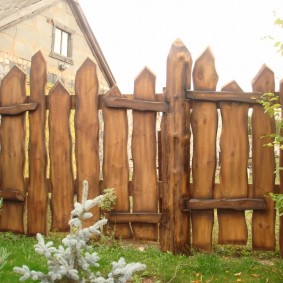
50;22;74;65
54;28;70;57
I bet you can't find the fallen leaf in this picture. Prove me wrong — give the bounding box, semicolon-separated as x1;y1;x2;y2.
236;279;242;282
251;274;259;278
234;272;242;276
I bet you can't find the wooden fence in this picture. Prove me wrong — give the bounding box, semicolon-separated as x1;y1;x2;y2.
0;39;282;256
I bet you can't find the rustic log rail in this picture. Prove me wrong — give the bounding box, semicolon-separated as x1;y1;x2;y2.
183;198;267;211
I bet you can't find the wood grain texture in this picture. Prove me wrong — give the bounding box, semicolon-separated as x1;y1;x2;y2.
103;96;169;112
0;66;26;233
27;51;48;235
186;90;261;103
252;65;276;250
75;58;100;223
102;86;131;238
132;67;158;240
185;198;266;210
191;47;218;250
279;79;283;256
217;81;249;244
160;39;192;254
49;81;74;231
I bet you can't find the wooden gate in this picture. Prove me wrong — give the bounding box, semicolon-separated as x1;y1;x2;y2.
0;40;282;256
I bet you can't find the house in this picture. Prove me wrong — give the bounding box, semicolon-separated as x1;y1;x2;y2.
0;0;115;93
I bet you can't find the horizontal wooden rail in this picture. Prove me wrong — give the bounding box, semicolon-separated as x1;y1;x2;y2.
0;103;37;115
186;90;263;103
103;96;169;112
108;212;163;224
0;190;25;201
183;198;266;211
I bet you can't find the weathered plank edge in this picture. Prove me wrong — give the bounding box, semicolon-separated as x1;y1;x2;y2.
183;198;266;211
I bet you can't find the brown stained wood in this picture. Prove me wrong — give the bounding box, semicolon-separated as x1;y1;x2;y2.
0;190;25;201
160;39;192;254
103;96;169;112
75;58;100;224
108;212;162;224
27;51;48;235
191;47;218;250
218;81;249;245
132;67;158;241
184;198;266;211
186;90;261;103
102;86;132;238
252;65;276;251
0;66;26;233
279;79;283;256
49;81;74;231
0;103;37;115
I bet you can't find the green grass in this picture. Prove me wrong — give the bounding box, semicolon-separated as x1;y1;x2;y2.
0;232;283;283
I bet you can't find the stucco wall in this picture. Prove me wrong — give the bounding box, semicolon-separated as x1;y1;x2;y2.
0;0;110;93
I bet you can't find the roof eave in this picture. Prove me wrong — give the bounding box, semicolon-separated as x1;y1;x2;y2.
68;0;116;87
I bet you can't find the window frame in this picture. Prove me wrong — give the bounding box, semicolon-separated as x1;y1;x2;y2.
50;21;74;65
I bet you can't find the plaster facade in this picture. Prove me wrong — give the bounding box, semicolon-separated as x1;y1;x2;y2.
0;1;110;93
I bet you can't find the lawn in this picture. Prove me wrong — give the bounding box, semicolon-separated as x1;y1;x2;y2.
0;231;283;283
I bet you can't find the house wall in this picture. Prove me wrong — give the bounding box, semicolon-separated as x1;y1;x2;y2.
0;0;110;93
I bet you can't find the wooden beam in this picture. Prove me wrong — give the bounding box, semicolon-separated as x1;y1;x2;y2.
0;103;37;115
103;96;169;112
186;90;263;103
108;212;162;224
0;190;25;202
183;198;266;211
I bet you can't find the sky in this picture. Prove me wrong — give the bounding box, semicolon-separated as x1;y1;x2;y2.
79;0;283;93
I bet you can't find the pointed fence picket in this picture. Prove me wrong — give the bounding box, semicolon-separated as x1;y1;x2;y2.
0;42;282;256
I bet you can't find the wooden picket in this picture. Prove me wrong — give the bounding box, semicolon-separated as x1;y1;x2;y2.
251;65;276;250
190;48;218;250
102;86;131;238
0;42;282;256
27;51;48;235
217;81;249;245
49;82;74;231
0;66;27;233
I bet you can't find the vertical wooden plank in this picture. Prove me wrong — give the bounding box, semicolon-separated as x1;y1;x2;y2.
218;81;249;244
278;79;283;256
252;65;276;250
27;51;48;235
0;66;26;233
191;47;218;250
75;58;100;223
160;39;192;254
49;81;74;231
102;85;131;238
132;67;158;240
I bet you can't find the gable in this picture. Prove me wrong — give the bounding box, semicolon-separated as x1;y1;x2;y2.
0;0;115;92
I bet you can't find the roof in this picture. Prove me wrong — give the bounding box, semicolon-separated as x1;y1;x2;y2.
0;0;116;87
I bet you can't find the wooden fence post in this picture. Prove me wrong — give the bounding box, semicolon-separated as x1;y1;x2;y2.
49;81;74;231
191;48;218;250
217;81;249;244
27;51;48;235
75;59;100;224
102;86;131;238
252;65;276;250
132;67;158;241
160;39;192;254
0;66;26;233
